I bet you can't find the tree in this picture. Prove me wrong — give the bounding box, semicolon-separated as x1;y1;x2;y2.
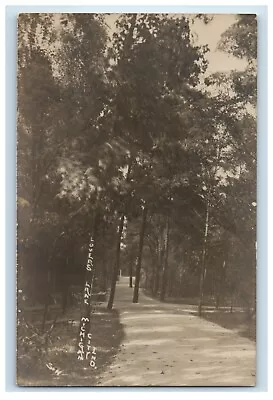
217;14;257;107
106;14;210;304
133;205;148;303
17;13;113;326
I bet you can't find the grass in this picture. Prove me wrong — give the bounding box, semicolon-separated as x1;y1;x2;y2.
143;289;256;342
199;310;256;342
17;304;125;387
143;289;215;307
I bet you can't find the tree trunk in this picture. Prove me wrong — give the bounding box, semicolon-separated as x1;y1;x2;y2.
198;202;209;316
41;230;67;331
100;222;108;292
101;257;108;293
215;293;220;310
151;261;156;292
133;206;148;303
129;253;134;288
107;215;125;310
168;269;174;297
154;265;160;295
149;243;158;292
230;294;234;313
153;237;163;296
107;154;134;307
160;215;170;302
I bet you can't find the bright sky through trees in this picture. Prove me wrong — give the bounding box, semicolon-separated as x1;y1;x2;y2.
105;13;247;74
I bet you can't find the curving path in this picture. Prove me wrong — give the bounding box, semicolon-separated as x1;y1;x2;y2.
97;277;256;387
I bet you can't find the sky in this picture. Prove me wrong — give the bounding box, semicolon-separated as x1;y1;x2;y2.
104;13;247;75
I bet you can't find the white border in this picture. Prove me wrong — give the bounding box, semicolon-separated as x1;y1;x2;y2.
1;1;271;399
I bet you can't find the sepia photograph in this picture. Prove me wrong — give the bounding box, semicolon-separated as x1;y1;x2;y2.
17;13;257;387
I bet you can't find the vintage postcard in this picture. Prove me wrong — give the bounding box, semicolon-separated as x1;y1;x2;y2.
17;13;256;386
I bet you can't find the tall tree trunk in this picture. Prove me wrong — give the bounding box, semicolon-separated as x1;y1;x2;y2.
107;215;125;310
133;206;148;303
149;242;157;292
154;264;160;295
198;201;209;316
101;252;108;293
160;215;170;302
151;260;156;292
129;268;133;288
129;253;134;288
107;156;134;308
100;222;108;292
153;237;163;295
41;232;65;331
168;268;174;297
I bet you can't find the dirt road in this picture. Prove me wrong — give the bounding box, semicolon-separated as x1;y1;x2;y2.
97;277;256;387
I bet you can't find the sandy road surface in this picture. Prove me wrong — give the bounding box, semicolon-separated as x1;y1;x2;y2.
97;277;256;387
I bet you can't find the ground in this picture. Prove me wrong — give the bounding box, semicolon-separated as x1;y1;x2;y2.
96;277;256;387
17;276;256;387
17;306;124;386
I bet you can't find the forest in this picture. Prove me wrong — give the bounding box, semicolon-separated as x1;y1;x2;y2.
17;13;257;386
